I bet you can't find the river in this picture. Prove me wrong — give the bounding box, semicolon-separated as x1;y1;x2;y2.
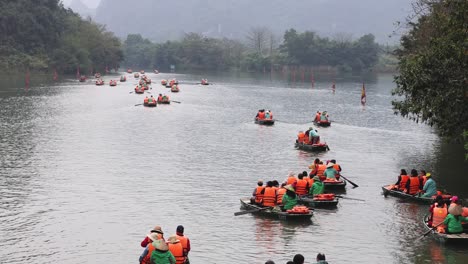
0;71;467;264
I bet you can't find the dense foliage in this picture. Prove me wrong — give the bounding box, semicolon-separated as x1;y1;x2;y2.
0;0;122;73
392;0;467;143
123;30;381;72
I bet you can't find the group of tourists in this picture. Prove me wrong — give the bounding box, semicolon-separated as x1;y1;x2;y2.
256;109;274;120
265;253;328;264
428;195;468;234
251;159;341;210
314;111;329;123
297;127;320;145
391;169;437;197
201;79;209;85
139;225;191;264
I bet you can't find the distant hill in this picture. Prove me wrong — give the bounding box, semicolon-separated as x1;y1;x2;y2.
67;0;96;18
93;0;412;43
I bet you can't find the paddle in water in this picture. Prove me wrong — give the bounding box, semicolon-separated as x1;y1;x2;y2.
172;100;181;104
340;175;358;188
234;206;271;216
134;103;143;106
335;195;365;202
419;221;444;240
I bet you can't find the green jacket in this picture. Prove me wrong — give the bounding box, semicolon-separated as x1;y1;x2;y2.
324;167;338;179
309;181;324;195
443;214;468;234
150;249;175;264
282;193;298;210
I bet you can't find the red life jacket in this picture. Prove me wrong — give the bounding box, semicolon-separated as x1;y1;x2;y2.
254;186;265;203
408;176;420;195
258;112;265;119
399;175;409;190
287;176;297;185
176;235;189;255
262;187;277;207
295;179;308;195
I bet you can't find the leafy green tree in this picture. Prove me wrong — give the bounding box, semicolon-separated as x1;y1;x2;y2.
392;0;467;141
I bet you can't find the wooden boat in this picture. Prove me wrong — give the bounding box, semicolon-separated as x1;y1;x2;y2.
95;79;104;86
120;76;126;82
239;198;313;221
295;142;329;152
161;80;167;85
135;87;145;94
313;120;331;127
134;73;140;78
323;179;347;191
298;195;339;209
171;87;179;93
255;118;275;125
144;100;157;107
165;84;172;88
79;76;87;82
381;185;452;204
140;70;145;74
109;80;117;86
423;214;468;243
94;73;101;78
158;99;171;104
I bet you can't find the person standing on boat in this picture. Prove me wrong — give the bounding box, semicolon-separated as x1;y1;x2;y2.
252;180;265;205
314;253;328;264
421;173;437;197
175;225;191;263
281;185;298;210
393;169;409;191
262;181;277;207
405;169;422;195
324;162;339;180
309;176;324;196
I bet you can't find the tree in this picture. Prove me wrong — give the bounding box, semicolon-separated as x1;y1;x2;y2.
392;0;467;142
246;27;271;56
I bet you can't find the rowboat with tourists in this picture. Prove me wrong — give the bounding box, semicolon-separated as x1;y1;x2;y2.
423;214;468;243
295;126;329;152
313;111;331;127
238;198;313;221
382;185;451;204
298;194;339;209
143;96;157;107
255;109;275;125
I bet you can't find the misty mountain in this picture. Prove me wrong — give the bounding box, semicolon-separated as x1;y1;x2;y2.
94;0;412;43
68;0;95;18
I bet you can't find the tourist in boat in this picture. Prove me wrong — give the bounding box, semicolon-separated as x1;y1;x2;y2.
144;96;149;104
139;233;165;264
315;253;328;264
252;180;264;205
158;94;163;102
309;176;324;196
443;201;468;234
265;110;271;119
421;173;437;197
314;111;321;122
295;174;310;196
167;236;185;264
148;95;155;104
311;161;327;181
308;128;320;144
175;225;190;260
393;169;409;191
308;158;321;176
262;181;277;207
448;196;463;216
405;169;422;195
304;171;314;186
428;195;448;232
141;226;164;247
276;182;287;205
257;109;266;120
286;171;297;185
320;111;329;122
293;254;305;264
419;170;428;185
162;94;169;101
330;159;342;172
281;185;298;211
149;238;176;264
324;162;339;180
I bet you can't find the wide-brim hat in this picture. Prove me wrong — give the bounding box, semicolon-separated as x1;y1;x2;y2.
285;185;295;192
326;162;335;168
313;176;320;181
167;235;180;244
148;232;160;242
425;173;432;178
151;226;164;234
152;239;169;251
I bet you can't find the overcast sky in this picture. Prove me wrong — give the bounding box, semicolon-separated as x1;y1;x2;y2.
62;0;101;8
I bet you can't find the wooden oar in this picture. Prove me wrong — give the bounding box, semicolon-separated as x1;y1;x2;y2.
134;103;143;106
172;100;181;104
419;221;444;239
340;175;358;188
129;91;134;94
234;206;271;216
335;195;365;202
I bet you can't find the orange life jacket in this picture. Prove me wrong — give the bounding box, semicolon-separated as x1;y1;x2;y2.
432;204;447;230
306;177;314;187
295;179;308;195
421;176;427;186
277;188;286;204
399;175;409;190
141;243;155;264
333;164;341;172
287;176;297;185
463;207;468;218
254;186;265;203
258;112;265;119
408;176;420;195
297;132;305;143
304;134;310;144
144;98;149;103
157;96;163;101
317;164;327;181
168;242;185;264
176;235;189;255
315;113;320;122
262;187;277;207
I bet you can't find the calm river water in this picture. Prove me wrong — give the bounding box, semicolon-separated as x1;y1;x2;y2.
0;71;467;264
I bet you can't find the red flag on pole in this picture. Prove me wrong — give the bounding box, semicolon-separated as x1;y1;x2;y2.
361;83;367;105
76;66;80;79
25;69;30;88
332;81;336;94
53;69;58;81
